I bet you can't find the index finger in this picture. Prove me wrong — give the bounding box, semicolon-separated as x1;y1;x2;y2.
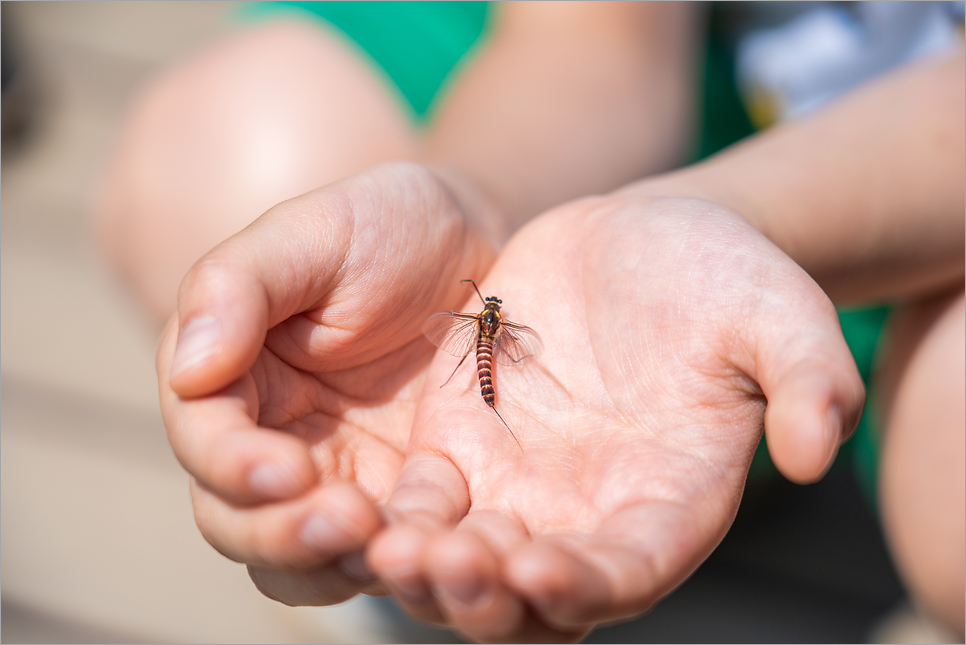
158;316;318;504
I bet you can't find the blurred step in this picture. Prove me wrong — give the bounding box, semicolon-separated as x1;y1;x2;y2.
0;375;335;643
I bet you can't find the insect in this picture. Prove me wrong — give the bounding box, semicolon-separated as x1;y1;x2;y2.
422;279;543;446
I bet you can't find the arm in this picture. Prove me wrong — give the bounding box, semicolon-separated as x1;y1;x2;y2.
96;2;699;323
420;1;701;241
631;50;965;304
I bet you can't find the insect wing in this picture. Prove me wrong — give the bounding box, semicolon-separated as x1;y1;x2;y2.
495;320;543;366
422;311;480;358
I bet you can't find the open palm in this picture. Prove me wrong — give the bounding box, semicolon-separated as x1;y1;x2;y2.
157;163;495;605
368;195;866;642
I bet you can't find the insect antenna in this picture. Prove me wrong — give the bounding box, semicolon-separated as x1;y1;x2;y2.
461;278;487;305
491;406;523;450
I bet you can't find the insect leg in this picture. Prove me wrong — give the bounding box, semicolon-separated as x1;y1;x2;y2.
441;349;472;387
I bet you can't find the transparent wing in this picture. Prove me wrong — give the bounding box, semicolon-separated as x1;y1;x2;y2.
495;320;543;366
422;311;480;358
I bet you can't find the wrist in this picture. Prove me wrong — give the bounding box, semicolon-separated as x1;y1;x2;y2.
619;160;790;256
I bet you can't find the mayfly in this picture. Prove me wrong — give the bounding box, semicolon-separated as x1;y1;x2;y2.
422;279;543;446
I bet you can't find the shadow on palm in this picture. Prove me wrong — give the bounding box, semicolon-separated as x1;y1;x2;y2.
251;322;437;500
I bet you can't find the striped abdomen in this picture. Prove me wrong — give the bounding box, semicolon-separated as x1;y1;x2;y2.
476;335;496;407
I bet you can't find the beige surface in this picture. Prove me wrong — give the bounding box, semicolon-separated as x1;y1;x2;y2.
0;3;396;643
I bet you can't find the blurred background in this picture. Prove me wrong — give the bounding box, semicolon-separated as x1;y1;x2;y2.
0;2;432;642
0;2;959;644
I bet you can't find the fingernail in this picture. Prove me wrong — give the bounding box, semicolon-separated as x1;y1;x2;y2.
248;463;300;499
435;571;491;610
338;551;375;583
171;316;221;378
301;513;356;552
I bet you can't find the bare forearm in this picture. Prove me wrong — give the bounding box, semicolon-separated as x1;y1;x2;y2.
420;1;700;242
631;50;965;305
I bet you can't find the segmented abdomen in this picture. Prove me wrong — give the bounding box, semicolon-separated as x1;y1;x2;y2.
476;336;496;407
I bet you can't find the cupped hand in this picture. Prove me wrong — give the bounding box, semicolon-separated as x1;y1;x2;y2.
367;194;865;641
157;162;496;606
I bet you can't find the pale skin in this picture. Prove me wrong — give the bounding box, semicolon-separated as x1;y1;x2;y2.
367;196;867;640
99;3;963;641
157;167;864;642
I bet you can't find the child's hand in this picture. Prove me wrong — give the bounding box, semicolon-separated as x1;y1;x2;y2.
156;163;495;606
367;194;866;641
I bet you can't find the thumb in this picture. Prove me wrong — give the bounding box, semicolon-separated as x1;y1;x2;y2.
167;185;357;398
166;162;495;399
756;299;866;484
